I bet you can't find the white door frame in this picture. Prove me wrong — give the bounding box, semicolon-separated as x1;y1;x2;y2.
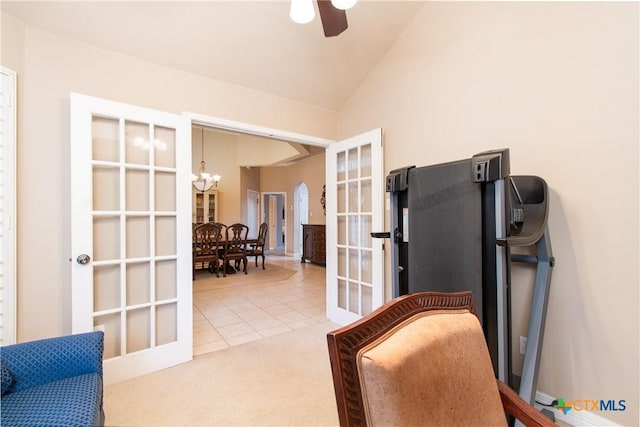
185;112;333;148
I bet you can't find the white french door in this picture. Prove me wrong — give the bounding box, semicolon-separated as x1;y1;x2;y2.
0;68;17;345
326;129;384;325
70;93;192;385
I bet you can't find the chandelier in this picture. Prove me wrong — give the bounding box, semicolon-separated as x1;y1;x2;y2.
192;127;221;192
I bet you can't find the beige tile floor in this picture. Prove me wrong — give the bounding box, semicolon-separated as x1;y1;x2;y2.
192;254;327;357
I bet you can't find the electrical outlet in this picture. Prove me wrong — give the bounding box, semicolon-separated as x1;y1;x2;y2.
520;336;527;355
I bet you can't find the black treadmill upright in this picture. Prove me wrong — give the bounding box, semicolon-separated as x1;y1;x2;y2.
381;148;554;408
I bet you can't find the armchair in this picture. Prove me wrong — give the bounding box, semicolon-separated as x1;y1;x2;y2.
327;292;556;427
1;331;105;427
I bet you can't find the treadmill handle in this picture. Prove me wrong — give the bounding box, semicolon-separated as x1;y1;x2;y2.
370;232;391;239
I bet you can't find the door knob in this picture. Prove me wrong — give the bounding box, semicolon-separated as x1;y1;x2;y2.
76;254;91;265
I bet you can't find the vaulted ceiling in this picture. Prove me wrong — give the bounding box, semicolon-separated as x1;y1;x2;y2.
2;1;425;111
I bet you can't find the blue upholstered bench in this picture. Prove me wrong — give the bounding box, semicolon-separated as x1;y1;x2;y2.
1;331;105;427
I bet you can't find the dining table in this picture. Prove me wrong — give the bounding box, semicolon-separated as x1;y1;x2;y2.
193;235;259;275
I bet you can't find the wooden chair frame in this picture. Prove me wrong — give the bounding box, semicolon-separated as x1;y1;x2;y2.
326;291;557;427
248;222;268;269
223;223;249;276
192;223;223;278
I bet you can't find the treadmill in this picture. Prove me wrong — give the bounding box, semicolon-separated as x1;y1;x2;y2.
373;148;555;411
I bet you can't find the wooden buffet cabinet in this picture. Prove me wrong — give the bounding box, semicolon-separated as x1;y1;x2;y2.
301;224;326;265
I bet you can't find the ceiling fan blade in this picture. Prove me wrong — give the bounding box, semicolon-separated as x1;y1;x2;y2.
316;0;348;37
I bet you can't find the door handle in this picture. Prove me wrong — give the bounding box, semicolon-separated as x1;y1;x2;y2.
76;254;91;265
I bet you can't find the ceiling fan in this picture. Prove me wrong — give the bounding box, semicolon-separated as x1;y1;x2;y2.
290;0;358;37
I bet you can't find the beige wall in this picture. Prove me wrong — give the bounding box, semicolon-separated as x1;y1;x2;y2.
261;154;326;254
1;15;336;342
337;2;638;425
1;13;24;75
192;128;242;225
240;166;261;229
193;128;323;238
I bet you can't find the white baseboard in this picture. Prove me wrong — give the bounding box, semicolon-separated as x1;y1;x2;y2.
534;391;623;426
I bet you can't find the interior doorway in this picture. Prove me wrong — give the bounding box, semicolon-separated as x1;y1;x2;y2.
294;183;309;259
247;190;260;239
186;112;332;358
262;192;286;255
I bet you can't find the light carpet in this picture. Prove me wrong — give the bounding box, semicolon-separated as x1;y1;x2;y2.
104;320;341;426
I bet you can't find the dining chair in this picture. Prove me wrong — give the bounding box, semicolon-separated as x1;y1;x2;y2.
193;223;223;278
248;222;268;269
327;291;557;427
223;223;249;276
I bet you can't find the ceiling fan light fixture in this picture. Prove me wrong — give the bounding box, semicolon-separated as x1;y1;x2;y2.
330;0;357;11
290;0;315;24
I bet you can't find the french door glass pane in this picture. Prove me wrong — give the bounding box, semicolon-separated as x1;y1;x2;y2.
156;303;177;345
349;249;359;281
125;121;150;165
93;217;120;261
338;248;347;277
126;217;150;258
93;265;120;311
155;217;177;256
337;152;346;182
154;127;176;168
338;279;347;309
126;308;150;352
361;285;372;316
155;172;176;211
348;215;358;246
337;217;346;245
361;179;372;212
93;166;119;211
360;144;372;178
92;117;119;162
126;262;150;305
126;169;149;211
337;183;346;213
348;182;358;213
348;148;358;179
348;281;359;312
360;215;372;248
361;250;372;284
155;260;177;300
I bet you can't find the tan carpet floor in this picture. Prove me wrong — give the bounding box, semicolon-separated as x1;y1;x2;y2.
105;255;340;426
104;320;340;426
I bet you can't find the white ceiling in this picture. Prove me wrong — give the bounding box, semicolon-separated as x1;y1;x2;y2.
2;1;424;111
